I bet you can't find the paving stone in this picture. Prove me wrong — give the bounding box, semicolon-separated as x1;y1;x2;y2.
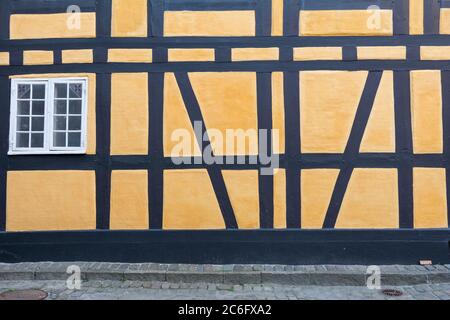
123;271;165;282
223;272;261;285
166;272;223;284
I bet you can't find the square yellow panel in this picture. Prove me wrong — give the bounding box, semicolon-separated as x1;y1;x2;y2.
409;0;424;35
0;52;9;65
168;49;215;62
111;73;149;155
164;11;255;36
413;168;448;229
110;170;149;230
23;51;53;65
440;8;450;34
421;46;450;60
357;46;406;60
10;13;96;39
6;171;96;232
108;49;152;63
112;0;147;37
62;50;93;64
232;48;279;61
294;47;342;61
300;10;393;36
410;71;443;154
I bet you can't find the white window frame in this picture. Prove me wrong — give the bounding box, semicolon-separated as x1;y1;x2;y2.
9;77;88;155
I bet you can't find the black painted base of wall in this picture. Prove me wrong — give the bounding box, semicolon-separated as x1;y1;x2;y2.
0;229;449;265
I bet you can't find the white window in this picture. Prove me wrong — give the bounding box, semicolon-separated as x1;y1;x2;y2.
9;78;88;155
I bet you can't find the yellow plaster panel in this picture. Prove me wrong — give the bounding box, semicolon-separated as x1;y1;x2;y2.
189;72;258;156
168;49;215;62
232;48;279;61
336;169;399;229
108;49;152;63
6;171;96;231
440;8;450;34
62;49;93;64
360;71;396;153
272;72;285;154
10;73;96;154
293;47;342;61
0;52;9;65
23;51;53;65
272;0;283;36
111;0;147;37
163;169;225;230
299;10;393;36
111;73;149;155
110;170;149;230
357;46;406;60
301;169;339;229
164;11;255;36
410;71;443;154
300;71;368;153
222;170;259;229
409;0;424;35
273;169;286;229
421;46;450;60
10;13;96;39
163;73;202;157
413;168;448;229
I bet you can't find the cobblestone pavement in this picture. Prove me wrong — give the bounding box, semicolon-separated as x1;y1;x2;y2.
0;280;449;300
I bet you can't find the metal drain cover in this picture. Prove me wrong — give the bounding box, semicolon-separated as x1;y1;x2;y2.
0;289;48;300
382;289;403;297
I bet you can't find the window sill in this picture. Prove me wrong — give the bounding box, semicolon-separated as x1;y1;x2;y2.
8;150;87;156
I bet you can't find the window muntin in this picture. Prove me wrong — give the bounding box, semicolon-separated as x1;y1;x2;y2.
9;78;88;155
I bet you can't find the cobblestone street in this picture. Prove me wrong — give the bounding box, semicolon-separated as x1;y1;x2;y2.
0;280;449;300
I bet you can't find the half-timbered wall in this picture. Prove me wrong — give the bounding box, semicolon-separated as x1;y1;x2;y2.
0;0;449;264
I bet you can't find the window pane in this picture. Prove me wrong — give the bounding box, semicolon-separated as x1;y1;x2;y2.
32;101;45;115
68;116;81;130
31;117;44;131
69;100;82;114
17;100;30;115
16;133;29;148
32;84;45;99
18;84;30;99
53;132;66;147
17;117;30;131
68;132;81;147
69;83;83;98
30;133;44;148
55;100;67;114
54;116;66;130
55;83;67;98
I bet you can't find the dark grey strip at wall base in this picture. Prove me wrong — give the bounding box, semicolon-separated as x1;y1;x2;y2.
0;230;449;265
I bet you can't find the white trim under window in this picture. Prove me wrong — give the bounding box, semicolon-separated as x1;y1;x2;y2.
9;78;88;155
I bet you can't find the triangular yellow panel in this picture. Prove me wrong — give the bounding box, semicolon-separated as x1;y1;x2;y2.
222;170;260;229
301;169;340;229
163;73;202;157
360;71;396;153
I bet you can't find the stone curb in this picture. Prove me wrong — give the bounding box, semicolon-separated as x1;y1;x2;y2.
0;263;449;286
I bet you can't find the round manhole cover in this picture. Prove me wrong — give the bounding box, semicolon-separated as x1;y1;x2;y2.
0;289;48;300
382;289;403;297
